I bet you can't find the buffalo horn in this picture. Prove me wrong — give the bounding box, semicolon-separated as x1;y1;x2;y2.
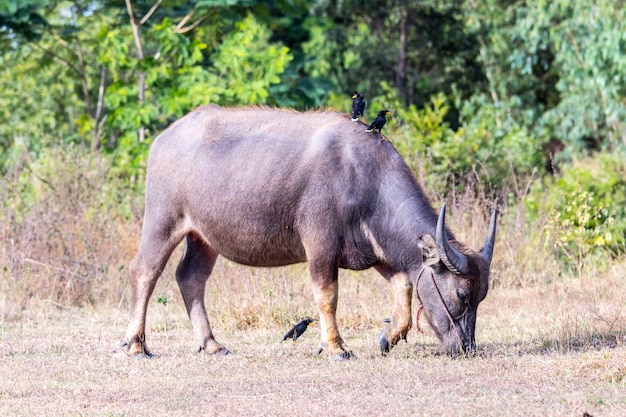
481;208;498;265
436;203;470;275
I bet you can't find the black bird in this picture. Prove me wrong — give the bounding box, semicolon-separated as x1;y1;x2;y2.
282;318;315;342
351;91;366;121
366;110;390;133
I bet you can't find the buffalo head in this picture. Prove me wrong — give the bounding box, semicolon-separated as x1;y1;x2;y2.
416;204;497;355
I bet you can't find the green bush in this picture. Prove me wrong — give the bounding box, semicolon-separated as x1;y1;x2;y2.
547;188;616;277
525;151;626;274
372;84;542;196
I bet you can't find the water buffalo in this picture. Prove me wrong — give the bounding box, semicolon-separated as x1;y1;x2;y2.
121;105;497;359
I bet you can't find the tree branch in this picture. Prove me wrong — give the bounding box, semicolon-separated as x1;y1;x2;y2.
32;42;82;78
174;11;193;32
33;40;100;123
125;0;145;60
95;66;106;123
93;65;107;151
175;10;213;34
139;0;164;26
75;38;94;118
566;31;585;67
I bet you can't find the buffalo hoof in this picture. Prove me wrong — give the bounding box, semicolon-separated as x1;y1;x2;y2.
197;346;232;356
334;351;356;361
317;346;356;360
378;329;390;356
120;339;153;358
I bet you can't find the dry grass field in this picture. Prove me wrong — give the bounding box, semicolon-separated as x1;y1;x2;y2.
1;258;625;417
1;152;625;416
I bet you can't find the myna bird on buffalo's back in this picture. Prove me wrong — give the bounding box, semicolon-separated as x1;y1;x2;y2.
366;110;390;133
282;318;315;342
351;91;366;121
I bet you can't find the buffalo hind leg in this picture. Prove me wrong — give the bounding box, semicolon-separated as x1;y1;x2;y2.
175;234;228;355
376;265;413;355
310;259;354;360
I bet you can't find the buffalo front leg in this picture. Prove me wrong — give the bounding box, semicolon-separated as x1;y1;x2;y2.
310;260;354;360
176;235;229;355
378;270;413;355
123;212;187;357
123;252;167;357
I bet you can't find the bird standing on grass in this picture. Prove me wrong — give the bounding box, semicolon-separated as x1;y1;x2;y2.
282;318;315;342
351;91;366;121
366;110;390;133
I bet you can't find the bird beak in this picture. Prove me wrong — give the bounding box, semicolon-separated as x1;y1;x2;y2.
352;94;357;99
386;111;391;115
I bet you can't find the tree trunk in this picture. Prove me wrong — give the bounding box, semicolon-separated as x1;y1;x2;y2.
125;0;146;143
394;4;409;105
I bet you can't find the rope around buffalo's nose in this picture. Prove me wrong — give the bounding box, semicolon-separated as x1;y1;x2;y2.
414;266;466;353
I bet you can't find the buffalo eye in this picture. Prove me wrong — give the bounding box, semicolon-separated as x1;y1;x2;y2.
456;289;469;305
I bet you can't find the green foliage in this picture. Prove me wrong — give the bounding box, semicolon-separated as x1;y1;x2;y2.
371;82;453;161
0;45;85;169
307;1;483;110
547;189;615;278
0;0;51;42
96;12;292;177
0;1;300;178
520;0;626;149
374;82;541;194
2;0;626;284
451;96;542;187
527;151;626;274
157;293;169;307
470;0;626;153
211;14;292;104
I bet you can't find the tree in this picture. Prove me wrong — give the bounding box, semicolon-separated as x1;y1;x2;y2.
0;0;296;174
0;0;50;42
305;0;484;114
465;0;626;155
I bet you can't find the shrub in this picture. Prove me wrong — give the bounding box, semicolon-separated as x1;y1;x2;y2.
1;145;142;314
547;189;616;278
371;84;543;197
526;151;626;275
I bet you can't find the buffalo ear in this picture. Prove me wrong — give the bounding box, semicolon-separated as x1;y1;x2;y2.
418;234;440;266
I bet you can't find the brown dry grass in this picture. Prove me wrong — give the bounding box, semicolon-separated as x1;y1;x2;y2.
1;148;141;317
1;149;625;416
1;261;625;416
